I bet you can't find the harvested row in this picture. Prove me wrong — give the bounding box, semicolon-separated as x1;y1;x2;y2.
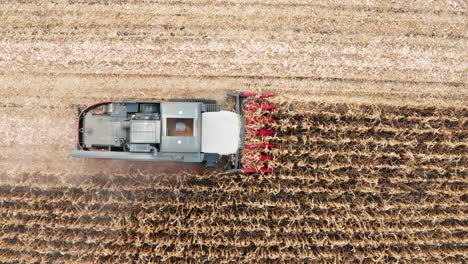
1;0;464;84
1;1;465;44
1;74;465;111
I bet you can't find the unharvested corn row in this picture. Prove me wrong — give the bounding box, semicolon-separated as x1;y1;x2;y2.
0;100;466;263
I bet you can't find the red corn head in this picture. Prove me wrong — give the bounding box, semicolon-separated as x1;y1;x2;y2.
259;93;276;99
260;154;273;161
246;128;275;136
244;143;275;150
244;102;260;111
244;102;277;112
246;116;276;125
240;91;277;174
261;104;277;111
244;153;273;163
257;128;275;136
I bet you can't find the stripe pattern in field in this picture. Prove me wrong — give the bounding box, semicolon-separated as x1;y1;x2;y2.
0;0;466;84
1;101;466;263
0;0;467;262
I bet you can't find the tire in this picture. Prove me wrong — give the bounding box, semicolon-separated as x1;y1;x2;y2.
168;98;218;105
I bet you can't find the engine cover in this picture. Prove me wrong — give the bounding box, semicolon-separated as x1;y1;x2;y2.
84;114;126;148
130;120;161;144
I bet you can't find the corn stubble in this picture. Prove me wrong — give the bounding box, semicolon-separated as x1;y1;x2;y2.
0;100;466;263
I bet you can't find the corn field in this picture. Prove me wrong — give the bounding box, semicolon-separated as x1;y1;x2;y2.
0;0;467;263
0;100;466;263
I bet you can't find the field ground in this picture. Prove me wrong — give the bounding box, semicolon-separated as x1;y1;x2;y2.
0;0;466;263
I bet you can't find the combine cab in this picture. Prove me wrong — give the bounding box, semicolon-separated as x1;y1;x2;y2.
71;92;277;173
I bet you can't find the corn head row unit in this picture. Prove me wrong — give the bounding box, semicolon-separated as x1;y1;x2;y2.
71;92;277;173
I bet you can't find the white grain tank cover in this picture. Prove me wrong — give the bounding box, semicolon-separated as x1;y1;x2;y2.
201;111;240;155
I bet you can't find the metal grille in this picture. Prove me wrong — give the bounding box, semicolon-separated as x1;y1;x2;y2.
205;104;222;112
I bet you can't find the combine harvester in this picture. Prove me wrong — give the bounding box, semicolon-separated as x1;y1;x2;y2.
71;92;277;173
